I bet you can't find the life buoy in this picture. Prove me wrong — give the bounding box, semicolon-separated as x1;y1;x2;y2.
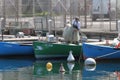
115;43;120;48
115;71;120;80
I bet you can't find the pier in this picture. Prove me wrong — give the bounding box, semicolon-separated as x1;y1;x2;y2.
51;23;118;40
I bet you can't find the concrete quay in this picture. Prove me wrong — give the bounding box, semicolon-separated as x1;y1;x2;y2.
81;27;118;40
54;25;118;40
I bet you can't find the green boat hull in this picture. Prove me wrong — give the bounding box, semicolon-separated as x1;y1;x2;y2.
33;41;82;59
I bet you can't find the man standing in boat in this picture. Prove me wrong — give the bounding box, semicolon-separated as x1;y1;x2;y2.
71;17;81;44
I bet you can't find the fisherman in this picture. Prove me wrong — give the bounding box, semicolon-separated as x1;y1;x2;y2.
71;17;81;44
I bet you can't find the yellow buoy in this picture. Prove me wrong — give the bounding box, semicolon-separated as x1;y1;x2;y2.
46;62;53;71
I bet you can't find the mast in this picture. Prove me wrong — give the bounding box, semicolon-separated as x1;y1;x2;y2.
33;0;35;29
116;0;118;31
1;0;6;41
84;0;87;28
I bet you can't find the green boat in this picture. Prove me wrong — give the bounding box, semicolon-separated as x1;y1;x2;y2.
33;41;82;59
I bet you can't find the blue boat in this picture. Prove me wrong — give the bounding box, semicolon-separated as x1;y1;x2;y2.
0;42;33;56
82;42;120;60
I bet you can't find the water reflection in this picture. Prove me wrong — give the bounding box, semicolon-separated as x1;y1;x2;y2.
33;60;83;80
83;60;120;80
84;64;96;71
67;62;75;74
0;59;34;80
0;59;120;80
33;60;120;80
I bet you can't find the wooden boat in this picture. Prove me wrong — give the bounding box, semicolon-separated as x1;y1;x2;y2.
33;41;82;59
82;41;120;60
0;42;34;56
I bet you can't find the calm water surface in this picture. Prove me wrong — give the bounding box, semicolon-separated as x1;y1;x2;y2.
0;58;120;80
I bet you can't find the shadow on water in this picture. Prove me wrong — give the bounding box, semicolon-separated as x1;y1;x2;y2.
0;54;35;60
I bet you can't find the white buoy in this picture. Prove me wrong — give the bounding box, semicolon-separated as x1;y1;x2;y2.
67;51;75;62
84;58;96;71
84;58;96;66
59;63;65;72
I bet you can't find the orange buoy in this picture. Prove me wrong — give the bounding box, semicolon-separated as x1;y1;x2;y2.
115;71;120;80
115;43;120;48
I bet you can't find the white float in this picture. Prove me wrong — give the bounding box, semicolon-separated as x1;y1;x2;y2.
67;51;75;62
84;58;96;66
84;58;96;71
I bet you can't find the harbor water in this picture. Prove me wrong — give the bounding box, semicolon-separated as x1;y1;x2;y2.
0;57;120;80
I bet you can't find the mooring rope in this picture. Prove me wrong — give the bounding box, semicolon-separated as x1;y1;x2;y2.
95;50;120;59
